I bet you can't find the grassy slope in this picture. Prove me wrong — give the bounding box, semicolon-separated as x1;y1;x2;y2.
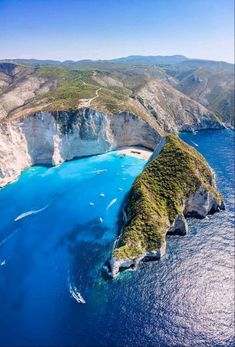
33;66;162;132
114;135;222;260
36;67;97;107
35;67;138;111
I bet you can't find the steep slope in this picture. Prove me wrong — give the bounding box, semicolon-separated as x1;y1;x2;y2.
164;60;235;127
108;135;224;277
136;79;222;133
0;63;56;120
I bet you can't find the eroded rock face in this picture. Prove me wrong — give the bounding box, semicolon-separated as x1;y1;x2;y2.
167;214;188;236
0;108;161;187
108;240;166;279
184;184;225;218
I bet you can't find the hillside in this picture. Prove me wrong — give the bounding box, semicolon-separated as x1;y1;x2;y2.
0;55;232;130
164;59;234;127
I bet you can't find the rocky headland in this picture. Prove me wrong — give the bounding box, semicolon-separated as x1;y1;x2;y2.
108;135;225;278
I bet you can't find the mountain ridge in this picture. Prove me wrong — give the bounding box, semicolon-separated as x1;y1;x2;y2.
0;54;234;66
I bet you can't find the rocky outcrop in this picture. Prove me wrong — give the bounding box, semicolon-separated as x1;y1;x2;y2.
0;108;161;187
167;214;188;236
108;135;225;278
184;184;224;218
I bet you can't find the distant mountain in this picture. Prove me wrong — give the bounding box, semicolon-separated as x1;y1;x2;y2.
110;55;189;65
175;59;234;72
1;59;62;66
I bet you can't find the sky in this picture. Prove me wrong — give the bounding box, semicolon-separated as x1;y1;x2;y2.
0;0;234;63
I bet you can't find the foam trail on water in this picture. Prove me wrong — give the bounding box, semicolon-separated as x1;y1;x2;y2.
0;229;19;247
106;198;117;211
14;204;49;222
90;169;107;175
190;141;199;147
68;282;86;304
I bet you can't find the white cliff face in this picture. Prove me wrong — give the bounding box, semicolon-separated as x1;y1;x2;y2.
0;108;161;187
184;184;224;218
109;241;166;278
0;123;32;186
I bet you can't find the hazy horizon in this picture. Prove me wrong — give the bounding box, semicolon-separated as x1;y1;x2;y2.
0;0;234;63
1;54;234;64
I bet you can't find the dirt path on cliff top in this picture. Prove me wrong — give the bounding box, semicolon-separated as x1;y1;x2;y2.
78;85;102;108
87;87;102;107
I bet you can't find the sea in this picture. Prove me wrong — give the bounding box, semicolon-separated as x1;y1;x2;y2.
0;129;234;346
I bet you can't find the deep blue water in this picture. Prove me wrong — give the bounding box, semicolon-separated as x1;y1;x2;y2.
0;130;234;347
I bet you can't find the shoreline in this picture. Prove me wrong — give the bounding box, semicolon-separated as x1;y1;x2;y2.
116;146;153;160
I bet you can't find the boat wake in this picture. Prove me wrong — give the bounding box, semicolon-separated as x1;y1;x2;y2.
14;204;49;222
190;140;199;147
0;229;19;247
69;282;86;304
106;198;117;211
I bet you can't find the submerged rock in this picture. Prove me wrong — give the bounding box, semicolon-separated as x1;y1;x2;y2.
108;135;225;278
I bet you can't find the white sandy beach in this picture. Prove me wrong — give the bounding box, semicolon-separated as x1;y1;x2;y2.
116;146;153;160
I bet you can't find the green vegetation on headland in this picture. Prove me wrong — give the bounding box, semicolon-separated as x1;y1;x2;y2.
114;135;223;260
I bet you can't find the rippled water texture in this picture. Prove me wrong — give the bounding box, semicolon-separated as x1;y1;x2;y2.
0;130;234;346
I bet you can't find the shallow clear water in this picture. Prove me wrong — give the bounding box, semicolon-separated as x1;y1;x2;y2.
0;130;234;347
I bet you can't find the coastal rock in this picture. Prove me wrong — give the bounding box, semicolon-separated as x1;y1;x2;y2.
0;109;161;187
167;214;188;235
109;240;166;278
184;184;225;218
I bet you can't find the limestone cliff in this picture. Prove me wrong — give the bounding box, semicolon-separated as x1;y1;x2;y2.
0;109;162;187
108;135;225;278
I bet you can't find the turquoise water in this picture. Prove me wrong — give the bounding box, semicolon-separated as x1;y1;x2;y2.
0;152;147;346
0;130;234;346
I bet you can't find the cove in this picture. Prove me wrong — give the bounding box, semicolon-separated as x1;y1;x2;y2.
0;151;147;346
